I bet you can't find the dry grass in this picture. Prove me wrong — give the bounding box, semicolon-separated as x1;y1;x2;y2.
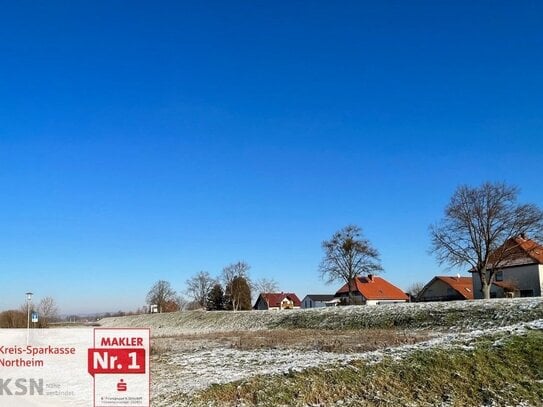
151;328;427;354
194;330;543;407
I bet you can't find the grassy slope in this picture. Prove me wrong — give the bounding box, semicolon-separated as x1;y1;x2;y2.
194;331;543;406
100;298;543;334
101;299;543;405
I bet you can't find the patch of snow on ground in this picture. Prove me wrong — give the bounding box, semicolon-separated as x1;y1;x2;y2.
97;299;543;405
150;318;543;406
100;297;543;335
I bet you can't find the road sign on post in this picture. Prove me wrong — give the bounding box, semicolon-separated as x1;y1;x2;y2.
31;311;38;323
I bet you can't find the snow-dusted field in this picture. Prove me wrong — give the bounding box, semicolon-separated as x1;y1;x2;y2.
100;297;543;335
149;318;543;405
100;298;543;406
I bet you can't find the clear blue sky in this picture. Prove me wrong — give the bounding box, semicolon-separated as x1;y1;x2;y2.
1;1;542;313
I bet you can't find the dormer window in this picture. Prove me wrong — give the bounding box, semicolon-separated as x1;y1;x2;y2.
495;271;503;282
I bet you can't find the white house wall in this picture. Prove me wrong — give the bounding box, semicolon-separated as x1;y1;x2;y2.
365;299;407;306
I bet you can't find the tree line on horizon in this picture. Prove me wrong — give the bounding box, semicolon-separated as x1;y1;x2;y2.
0;296;59;328
146;261;281;312
6;180;538;323
146;181;543;311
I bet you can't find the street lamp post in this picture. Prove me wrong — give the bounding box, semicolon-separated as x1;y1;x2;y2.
25;292;33;343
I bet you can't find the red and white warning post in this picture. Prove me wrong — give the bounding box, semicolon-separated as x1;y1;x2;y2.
88;328;150;407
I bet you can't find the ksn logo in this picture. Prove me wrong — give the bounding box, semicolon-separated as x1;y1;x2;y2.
117;379;127;392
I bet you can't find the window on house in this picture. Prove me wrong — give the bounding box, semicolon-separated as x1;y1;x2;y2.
495;271;503;282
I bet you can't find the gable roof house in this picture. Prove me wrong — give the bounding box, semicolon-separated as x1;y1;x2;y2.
470;235;543;299
301;294;336;309
253;293;302;310
335;275;408;305
417;276;474;302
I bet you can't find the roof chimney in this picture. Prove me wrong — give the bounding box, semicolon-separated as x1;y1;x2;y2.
368;274;374;282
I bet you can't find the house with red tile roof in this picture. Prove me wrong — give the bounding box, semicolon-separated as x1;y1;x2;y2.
334;274;408;305
417;276;474;302
253;292;302;310
470;235;543;299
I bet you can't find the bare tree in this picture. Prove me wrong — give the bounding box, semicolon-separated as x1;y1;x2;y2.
161;300;180;312
19;301;35;315
222;261;251;286
185;300;203;311
136;306;148;315
430;182;543;299
0;310;26;328
186;271;216;308
406;282;426;300
38;296;59;327
319;225;383;304
146;280;177;313
175;295;188;311
222;261;251;309
252;277;279;294
18;301;36;327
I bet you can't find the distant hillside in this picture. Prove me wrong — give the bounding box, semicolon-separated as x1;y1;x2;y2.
99;297;543;335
